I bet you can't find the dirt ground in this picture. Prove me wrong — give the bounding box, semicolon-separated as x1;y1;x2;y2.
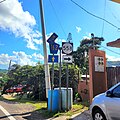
0;94;91;120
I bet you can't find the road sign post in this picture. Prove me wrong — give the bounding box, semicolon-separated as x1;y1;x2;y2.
59;47;62;111
47;33;59;112
50;53;55;111
62;42;73;111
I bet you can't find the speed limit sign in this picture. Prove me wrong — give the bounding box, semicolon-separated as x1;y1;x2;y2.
62;42;73;54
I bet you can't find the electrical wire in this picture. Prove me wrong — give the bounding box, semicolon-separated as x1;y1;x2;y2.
107;3;120;25
100;45;120;56
49;0;67;37
101;0;106;37
71;0;120;30
0;0;6;3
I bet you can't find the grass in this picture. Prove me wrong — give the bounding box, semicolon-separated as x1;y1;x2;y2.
0;94;89;119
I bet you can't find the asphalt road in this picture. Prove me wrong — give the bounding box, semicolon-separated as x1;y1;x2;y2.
0;109;10;120
0;98;91;120
0;100;35;120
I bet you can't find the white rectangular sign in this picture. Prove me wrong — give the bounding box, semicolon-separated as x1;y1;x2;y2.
95;56;104;72
63;55;73;63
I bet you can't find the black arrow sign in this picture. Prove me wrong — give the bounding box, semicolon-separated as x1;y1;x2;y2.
64;57;71;61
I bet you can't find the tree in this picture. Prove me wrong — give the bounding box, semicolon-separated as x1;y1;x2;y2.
2;62;80;101
73;36;104;74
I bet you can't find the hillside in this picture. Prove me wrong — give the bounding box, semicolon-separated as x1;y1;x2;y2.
107;61;120;67
0;69;7;73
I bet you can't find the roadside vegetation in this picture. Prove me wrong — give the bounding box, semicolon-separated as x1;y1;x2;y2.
0;36;103;118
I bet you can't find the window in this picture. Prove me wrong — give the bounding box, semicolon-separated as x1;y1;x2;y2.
113;85;120;98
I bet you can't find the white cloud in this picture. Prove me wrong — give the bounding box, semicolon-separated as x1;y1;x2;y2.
76;26;81;33
0;51;44;68
0;0;41;50
33;39;43;45
32;53;44;61
0;54;16;65
83;33;91;39
56;38;66;43
106;54;120;61
13;51;36;66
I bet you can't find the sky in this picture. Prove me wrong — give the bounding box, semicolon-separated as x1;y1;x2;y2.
1;0;120;69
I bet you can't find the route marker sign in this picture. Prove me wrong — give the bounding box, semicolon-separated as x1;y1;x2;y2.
47;33;58;44
63;55;73;63
48;55;58;63
49;42;60;54
62;42;73;54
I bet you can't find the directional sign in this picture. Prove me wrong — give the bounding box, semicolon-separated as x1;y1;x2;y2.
62;42;73;54
49;42;60;54
47;33;58;44
63;55;73;63
48;55;58;63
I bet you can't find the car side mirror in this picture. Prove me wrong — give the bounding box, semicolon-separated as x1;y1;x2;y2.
106;91;112;97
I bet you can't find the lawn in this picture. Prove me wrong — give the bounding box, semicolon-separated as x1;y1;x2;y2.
0;94;89;119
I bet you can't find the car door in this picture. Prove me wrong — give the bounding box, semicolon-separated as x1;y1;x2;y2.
105;85;120;120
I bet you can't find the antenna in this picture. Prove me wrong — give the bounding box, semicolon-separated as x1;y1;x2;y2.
67;33;72;43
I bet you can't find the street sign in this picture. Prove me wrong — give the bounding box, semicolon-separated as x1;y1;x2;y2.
63;55;73;63
47;33;58;44
49;42;60;54
62;42;73;54
48;55;58;63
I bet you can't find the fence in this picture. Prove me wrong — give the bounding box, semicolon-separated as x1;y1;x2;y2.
107;67;120;89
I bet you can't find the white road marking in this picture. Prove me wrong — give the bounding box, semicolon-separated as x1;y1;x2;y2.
0;105;16;120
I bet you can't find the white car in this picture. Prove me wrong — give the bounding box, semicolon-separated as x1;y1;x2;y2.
90;82;120;120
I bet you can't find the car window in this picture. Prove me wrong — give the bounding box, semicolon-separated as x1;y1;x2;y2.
113;85;120;98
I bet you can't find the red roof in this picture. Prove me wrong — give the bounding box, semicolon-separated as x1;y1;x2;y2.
111;0;120;4
107;38;120;48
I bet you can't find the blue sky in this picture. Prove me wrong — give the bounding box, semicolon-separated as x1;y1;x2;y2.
0;0;120;69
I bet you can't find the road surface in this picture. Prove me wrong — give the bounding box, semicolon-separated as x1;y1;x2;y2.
0;98;91;120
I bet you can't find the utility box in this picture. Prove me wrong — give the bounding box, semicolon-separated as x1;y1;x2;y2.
48;89;59;111
54;87;73;110
61;88;73;110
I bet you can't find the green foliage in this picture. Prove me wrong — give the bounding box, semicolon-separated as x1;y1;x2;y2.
73;37;104;74
2;63;79;100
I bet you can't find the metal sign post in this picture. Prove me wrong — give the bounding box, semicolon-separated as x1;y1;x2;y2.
47;33;59;112
66;63;69;110
62;42;73;111
50;54;55;111
59;47;62;111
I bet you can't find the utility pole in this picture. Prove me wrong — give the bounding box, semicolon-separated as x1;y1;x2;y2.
91;33;95;49
8;60;12;71
39;0;51;99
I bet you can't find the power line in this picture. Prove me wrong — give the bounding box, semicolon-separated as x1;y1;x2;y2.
49;0;67;37
0;0;6;3
101;0;106;37
107;3;120;25
71;0;120;30
100;45;120;56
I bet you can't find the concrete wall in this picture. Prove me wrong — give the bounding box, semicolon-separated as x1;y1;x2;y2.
78;80;89;101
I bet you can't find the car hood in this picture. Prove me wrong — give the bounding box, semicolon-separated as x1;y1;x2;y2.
93;93;106;102
95;93;105;98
